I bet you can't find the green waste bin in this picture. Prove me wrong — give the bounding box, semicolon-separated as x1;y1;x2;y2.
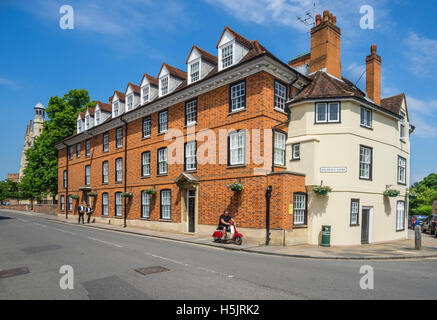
321;225;331;247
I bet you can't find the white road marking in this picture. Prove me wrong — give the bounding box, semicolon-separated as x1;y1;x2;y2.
87;236;123;248
144;252;235;278
33;222;48;228
54;228;76;235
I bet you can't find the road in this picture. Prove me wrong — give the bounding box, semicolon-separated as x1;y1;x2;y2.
0;209;436;300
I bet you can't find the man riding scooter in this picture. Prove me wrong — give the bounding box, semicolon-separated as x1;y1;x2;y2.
218;210;235;239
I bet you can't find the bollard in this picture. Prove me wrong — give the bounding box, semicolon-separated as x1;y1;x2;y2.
415;225;422;250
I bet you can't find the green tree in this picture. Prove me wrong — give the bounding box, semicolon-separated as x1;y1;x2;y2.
409;173;437;216
21;89;95;200
0;179;20;202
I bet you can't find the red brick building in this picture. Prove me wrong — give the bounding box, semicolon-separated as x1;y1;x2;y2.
55;26;310;245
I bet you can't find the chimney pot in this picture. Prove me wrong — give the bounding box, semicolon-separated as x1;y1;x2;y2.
333;15;337;25
316;14;322;26
323;10;329;21
371;44;377;54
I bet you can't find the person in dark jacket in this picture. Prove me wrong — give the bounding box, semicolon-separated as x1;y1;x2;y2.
78;202;85;224
218;210;235;239
86;205;93;223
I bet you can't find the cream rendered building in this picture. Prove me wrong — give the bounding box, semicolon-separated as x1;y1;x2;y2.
286;11;412;246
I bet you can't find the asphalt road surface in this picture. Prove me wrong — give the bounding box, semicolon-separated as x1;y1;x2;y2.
1;209;436;300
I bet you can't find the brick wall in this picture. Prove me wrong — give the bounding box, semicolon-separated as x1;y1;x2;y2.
58;71;307;233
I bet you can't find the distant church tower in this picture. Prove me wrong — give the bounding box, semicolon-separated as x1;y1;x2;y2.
19;102;46;179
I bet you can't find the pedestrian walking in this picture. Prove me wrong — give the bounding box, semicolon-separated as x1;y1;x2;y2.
86;205;93;223
78;201;85;224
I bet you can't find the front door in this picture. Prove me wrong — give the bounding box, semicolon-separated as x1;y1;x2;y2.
187;189;196;233
361;208;370;244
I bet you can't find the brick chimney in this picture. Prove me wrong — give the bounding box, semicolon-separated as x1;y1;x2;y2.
309;10;342;79
366;44;382;105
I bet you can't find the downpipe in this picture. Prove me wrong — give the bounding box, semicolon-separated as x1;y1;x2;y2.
120;116;128;228
265;186;272;246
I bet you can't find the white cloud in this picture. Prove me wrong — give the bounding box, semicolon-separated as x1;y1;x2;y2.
407;96;437;138
404;32;437;76
205;0;390;35
14;0;189;37
0;77;17;88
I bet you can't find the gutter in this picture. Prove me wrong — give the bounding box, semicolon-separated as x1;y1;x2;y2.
120;116;128;228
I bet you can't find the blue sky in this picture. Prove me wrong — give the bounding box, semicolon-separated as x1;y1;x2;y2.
0;0;436;184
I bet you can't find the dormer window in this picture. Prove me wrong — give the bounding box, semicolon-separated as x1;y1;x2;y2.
160;77;169;96
142;85;149;104
113;101;119;117
126;94;133;111
95;110;101;124
190;61;200;83
85;115;90;129
221;44;233;69
77;120;82;132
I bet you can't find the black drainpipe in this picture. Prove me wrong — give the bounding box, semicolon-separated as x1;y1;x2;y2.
62;142;69;219
271;73;300;173
120;116;128;228
265;186;272;246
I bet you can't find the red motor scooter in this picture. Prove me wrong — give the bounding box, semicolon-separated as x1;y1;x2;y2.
213;221;243;245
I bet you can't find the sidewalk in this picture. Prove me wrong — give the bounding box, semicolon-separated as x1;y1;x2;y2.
5;209;437;260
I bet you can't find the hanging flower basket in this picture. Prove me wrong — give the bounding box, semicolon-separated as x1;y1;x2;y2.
145;189;157;196
383;189;400;198
70;194;79;200
123;192;133;198
408;192;417;200
313;185;332;195
228;182;244;192
87;192;98;197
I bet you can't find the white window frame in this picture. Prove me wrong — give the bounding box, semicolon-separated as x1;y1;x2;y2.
141;192;151;219
274;131;286;166
274;80;287;111
229;130;246;166
315;102;340;123
185;141;197;171
85;139;91;157
230;81;246;112
103;133;109;152
400;112;406;139
126;93;134;111
77;120;82;133
160;190;171;220
292;143;301;160
115;192;123;217
221;43;234;70
115;158;123;182
113;101;119;117
293;193;307;225
116;127;123;148
102;161;109;184
185;99;197;126
142;152;150;177
143;117;151;138
189;60;200;84
95;109;101;124
158;148;168;175
360;145;372;180
360;107;372;128
85;115;90;129
141;85;150;104
350;199;360;226
60;196;65;211
102;193;109;216
160;76;169;96
396;201;405;231
158;110;168;133
398;156;406;185
68;196;73;211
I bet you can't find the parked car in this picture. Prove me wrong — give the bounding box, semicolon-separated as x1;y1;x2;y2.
409;215;428;230
422;214;437;235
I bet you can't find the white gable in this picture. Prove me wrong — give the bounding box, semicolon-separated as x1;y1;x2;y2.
159;66;169;79
218;30;235;48
187;48;201;64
